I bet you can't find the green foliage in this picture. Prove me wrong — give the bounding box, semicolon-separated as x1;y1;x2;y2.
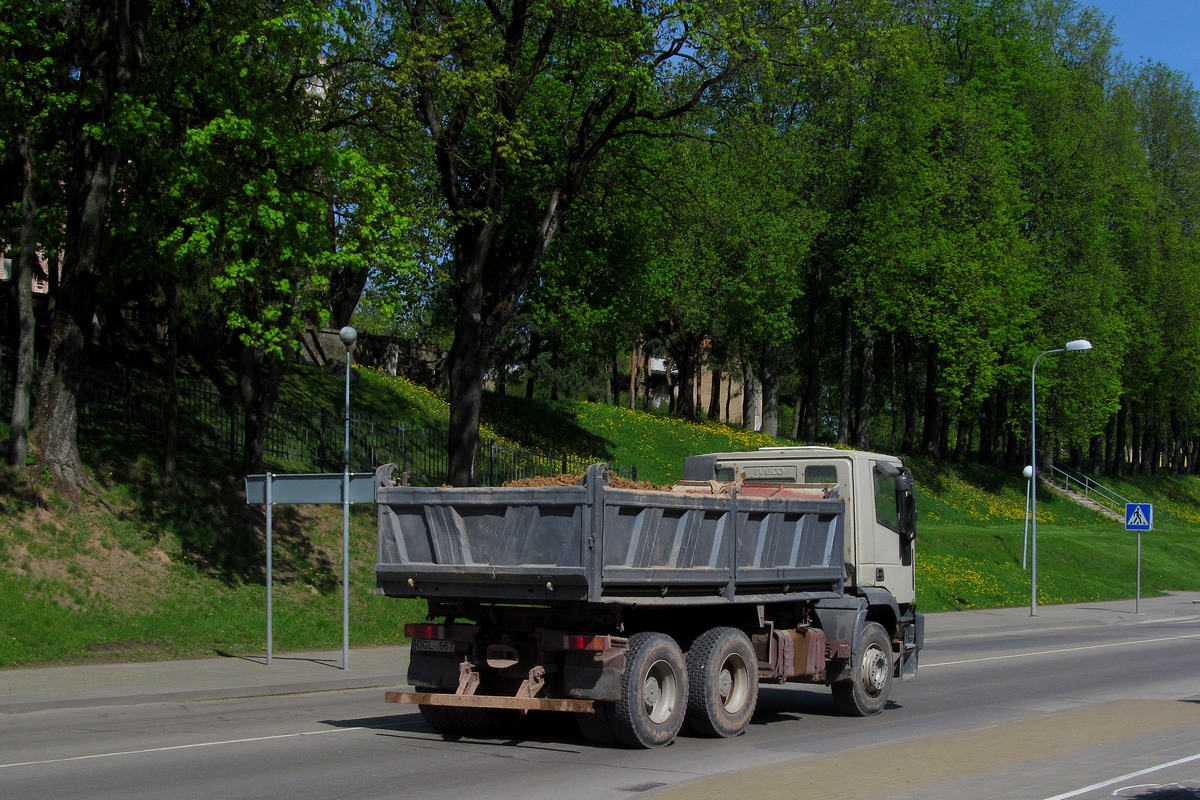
913;459;1200;611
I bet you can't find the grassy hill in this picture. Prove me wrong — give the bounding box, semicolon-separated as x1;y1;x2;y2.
2;363;1198;668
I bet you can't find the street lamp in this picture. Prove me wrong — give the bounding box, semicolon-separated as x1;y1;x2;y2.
338;326;357;668
1030;338;1092;616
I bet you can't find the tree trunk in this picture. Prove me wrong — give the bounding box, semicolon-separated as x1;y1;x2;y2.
525;330;540;400
6;126;37;468
239;346;283;476
741;353;760;431
854;326;874;449
1170;410;1184;474
609;349;619;406
1067;443;1081;472
1146;417;1160;475
164;283;180;487
889;333;899;451
642;350;652;411
978;395;994;465
676;351;696;419
802;263;823;442
629;342;639;411
901;332;918;454
760;341;779;436
1090;433;1105;476
708;369;722;421
920;342;941;458
29;0;151;488
33;275;96;486
447;291;489;486
954;416;970;462
327;265;369;329
791;395;802;440
837;302;852;446
992;388;1010;468
1130;404;1143;475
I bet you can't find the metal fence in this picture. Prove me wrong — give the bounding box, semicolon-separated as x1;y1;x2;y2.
1;351;634;486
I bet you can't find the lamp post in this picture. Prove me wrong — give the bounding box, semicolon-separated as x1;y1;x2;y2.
339;326;357;668
1030;338;1092;617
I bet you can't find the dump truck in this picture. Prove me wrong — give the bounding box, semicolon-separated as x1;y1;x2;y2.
376;445;922;748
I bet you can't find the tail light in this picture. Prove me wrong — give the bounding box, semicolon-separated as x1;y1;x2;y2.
563;634;612;651
405;623;445;640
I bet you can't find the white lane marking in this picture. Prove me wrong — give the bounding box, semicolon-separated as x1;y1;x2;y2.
0;726;366;770
923;634;1200;668
1040;751;1200;800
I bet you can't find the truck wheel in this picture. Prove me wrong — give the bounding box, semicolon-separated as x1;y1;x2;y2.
447;706;513;738
685;627;758;737
611;632;688;748
576;700;618;745
417;693;459;735
832;621;893;717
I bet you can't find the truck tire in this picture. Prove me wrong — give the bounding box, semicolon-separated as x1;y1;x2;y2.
611;632;688;748
832;621;893;717
447;706;513;738
417;692;459;735
576;701;618;745
685;627;758;737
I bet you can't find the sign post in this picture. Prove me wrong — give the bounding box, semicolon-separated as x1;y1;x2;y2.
246;472;375;666
1125;503;1152;614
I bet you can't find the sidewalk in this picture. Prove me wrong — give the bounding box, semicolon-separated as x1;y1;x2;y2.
0;646;411;714
3;592;1198;715
923;590;1200;639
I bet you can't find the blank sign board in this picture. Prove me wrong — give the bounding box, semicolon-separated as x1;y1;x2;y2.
245;472;376;505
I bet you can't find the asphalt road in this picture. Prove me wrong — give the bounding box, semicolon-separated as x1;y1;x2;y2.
2;597;1199;800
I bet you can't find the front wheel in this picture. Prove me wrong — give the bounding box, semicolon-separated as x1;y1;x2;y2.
611;632;688;748
832;621;893;716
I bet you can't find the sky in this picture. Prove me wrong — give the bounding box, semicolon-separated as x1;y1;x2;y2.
1083;0;1200;85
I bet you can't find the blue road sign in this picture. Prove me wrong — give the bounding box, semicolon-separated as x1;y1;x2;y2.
1125;503;1153;531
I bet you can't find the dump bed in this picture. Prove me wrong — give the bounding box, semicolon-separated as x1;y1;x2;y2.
374;463;845;607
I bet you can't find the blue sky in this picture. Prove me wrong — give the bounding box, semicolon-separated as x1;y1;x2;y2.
1084;0;1200;84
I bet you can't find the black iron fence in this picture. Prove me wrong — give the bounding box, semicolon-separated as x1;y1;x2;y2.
0;351;635;486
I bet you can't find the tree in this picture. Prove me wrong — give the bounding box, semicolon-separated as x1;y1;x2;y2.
372;0;773;484
0;1;65;467
29;0;152;489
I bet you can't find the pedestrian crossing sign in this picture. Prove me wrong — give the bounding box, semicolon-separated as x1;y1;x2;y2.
1125;503;1152;531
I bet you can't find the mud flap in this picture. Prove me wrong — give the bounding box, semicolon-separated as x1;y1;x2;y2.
899;611;924;681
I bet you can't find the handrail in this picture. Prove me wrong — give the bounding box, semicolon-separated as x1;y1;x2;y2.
1046;463;1132;517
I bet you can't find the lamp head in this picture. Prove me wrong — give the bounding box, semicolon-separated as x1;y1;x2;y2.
338;326;357;347
1064;339;1092;352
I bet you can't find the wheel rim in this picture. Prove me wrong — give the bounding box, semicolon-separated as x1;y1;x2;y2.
643;658;679;724
860;644;890;697
717;653;750;713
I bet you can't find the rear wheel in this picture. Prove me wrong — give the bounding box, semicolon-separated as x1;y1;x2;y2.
447;706;514;738
832;621;893;716
576;700;618;745
611;632;688;748
685;627;758;737
417;691;459;735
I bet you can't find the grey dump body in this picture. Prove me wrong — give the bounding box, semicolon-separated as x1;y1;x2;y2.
375;462;846;606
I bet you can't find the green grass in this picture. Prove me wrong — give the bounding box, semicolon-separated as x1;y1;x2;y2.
3;363;1200;666
910;457;1200;612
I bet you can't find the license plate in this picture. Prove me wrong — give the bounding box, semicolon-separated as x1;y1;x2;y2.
413;639;458;654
